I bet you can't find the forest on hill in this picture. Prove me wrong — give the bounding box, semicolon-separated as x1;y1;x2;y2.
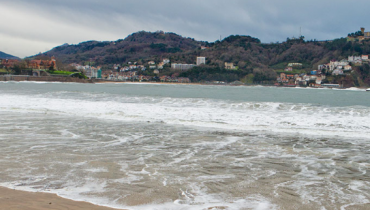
34;30;370;86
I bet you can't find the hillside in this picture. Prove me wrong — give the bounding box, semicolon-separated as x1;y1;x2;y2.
34;30;370;86
0;51;19;59
40;31;205;66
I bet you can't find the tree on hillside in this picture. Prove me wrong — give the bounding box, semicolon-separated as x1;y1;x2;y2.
252;68;277;83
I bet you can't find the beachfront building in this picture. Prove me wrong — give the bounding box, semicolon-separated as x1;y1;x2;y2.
177;77;191;83
27;56;57;70
196;57;206;66
1;59;19;68
85;66;101;78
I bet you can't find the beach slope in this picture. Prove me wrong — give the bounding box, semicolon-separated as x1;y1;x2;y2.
0;187;122;210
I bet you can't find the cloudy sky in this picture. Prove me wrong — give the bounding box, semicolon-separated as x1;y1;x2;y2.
1;0;369;58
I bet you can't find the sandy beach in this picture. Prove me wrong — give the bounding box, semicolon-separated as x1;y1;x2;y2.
0;187;123;210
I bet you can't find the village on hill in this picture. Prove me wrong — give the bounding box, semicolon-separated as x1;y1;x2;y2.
276;55;369;88
1;28;370;88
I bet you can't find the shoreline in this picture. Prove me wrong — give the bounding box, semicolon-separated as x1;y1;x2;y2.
1;75;369;89
0;187;125;210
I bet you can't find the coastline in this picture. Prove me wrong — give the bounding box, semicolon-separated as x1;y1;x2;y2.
0;187;125;210
1;75;369;89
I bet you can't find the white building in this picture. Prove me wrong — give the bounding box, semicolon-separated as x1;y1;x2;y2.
332;69;344;75
85;66;100;78
171;63;196;71
329;61;349;71
344;65;352;71
288;63;303;67
196;57;206;66
163;59;170;64
348;56;362;62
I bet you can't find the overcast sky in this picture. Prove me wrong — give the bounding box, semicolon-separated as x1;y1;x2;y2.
1;0;369;58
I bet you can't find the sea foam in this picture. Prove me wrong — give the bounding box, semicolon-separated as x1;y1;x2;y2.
1;93;370;140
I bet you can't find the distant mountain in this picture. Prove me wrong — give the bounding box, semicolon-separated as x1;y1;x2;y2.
0;51;19;59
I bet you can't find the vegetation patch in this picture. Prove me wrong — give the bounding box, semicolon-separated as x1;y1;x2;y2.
47;70;75;76
275;69;307;75
70;72;87;79
179;66;252;83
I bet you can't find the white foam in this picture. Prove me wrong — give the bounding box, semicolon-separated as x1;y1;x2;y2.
85;168;109;173
0;181;277;210
1;94;370;140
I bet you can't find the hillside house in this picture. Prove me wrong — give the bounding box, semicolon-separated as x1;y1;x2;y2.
163;59;170;64
225;62;236;70
318;64;329;71
285;67;293;71
120;66;129;72
344;65;352;71
329;60;349;71
348;56;362;62
354;60;363;65
286;74;294;79
157;62;164;69
332;69;344;75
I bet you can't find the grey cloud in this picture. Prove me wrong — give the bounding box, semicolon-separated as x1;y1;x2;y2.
0;0;369;57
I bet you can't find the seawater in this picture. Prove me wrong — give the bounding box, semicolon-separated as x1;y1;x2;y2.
0;81;369;210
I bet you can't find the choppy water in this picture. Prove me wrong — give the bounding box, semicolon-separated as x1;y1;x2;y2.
0;81;370;210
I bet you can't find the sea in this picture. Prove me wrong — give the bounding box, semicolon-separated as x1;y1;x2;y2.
0;81;369;210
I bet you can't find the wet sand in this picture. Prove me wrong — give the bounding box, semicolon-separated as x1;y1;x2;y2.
0;187;123;210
